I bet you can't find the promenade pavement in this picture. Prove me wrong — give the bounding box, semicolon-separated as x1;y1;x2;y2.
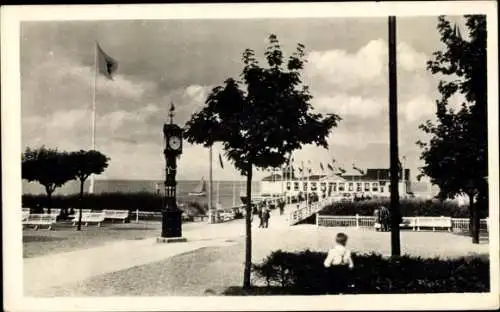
24;205;292;296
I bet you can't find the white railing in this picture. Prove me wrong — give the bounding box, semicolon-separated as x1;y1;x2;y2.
317;215;489;232
289;196;336;225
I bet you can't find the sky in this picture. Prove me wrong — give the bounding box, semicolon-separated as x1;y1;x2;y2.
20;16;465;181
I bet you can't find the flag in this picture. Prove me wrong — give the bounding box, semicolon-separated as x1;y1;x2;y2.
352;163;364;175
219;153;224;169
320;163;324;171
327;164;334;171
308;168;312;174
298;167;303;173
169;102;175;112
332;158;336;164
97;43;118;80
338;167;346;174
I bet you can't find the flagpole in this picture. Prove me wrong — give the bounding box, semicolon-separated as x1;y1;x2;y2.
89;42;98;194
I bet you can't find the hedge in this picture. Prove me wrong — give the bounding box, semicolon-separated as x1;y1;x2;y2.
22;192;208;216
320;198;488;218
223;250;489;295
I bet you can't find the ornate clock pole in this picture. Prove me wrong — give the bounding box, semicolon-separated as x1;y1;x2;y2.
157;102;187;243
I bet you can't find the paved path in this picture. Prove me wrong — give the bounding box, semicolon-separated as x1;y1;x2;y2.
24;207;291;296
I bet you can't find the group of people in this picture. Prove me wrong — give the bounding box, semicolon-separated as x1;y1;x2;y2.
252;199;286;229
374;205;391;232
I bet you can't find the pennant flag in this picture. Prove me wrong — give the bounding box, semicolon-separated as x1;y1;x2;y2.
327;164;334;171
169;102;175;112
332;158;336;164
219;153;224;169
308;168;312;174
97;43;118;80
320;163;324;171
298;167;303;173
352;163;364;175
338;167;346;174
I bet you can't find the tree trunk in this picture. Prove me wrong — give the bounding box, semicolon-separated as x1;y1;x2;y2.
77;178;85;231
45;186;53;215
243;163;253;289
468;193;479;244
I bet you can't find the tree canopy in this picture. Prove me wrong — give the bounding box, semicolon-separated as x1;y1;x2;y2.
184;34;341;288
418;15;487;243
185;34;340;173
22;147;74;196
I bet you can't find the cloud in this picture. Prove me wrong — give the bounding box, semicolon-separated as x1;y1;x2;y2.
305;39;428;93
313;94;386;119
403;95;436;122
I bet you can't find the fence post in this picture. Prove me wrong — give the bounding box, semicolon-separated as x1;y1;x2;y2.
316;212;319;227
136;209;139;223
355;213;359;228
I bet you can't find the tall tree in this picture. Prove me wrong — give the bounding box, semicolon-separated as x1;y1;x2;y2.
22;147;74;213
184;34;340;288
418;15;487;243
67;150;109;230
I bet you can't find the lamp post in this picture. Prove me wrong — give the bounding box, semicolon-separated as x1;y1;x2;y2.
388;16;401;256
157;102;187;243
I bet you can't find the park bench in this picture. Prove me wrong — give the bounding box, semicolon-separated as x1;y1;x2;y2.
72;212;105;227
23;214;57;230
374;216;451;231
103;210;129;223
415;216;452;231
43;208;62;218
374;217;417;231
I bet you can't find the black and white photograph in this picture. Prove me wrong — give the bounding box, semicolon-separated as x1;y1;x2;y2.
1;2;498;311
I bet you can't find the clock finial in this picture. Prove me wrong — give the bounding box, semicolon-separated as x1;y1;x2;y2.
169;101;175;124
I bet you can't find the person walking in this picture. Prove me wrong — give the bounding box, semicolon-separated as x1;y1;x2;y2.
279;199;285;215
262;205;271;228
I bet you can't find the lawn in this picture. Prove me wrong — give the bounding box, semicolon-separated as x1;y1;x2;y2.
23;220;209;258
30;224;490;296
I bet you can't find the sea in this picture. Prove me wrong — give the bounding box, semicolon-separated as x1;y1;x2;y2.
22;180;260;209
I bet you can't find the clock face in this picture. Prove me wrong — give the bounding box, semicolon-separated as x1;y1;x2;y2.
168;136;181;150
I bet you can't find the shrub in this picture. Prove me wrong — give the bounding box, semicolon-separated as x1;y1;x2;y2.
250;250;489;294
319;198;488;218
22;192;206;216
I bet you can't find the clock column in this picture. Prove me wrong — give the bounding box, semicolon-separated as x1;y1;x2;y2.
157;102;187;243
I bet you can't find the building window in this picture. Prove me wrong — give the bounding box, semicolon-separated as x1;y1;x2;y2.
364;182;370;191
303;182;308;191
311;182;317;191
348;183;354;192
332;183;337;192
294;182;299;191
356;182;362;192
286;182;291;191
372;182;379;192
338;183;345;192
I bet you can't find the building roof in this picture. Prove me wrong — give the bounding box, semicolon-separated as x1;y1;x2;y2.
262;168;411;182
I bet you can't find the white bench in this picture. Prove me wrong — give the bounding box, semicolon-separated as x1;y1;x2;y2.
43;208;62;218
103;210;129;223
374;217;417;231
23;214;57;230
374;217;451;231
22;211;30;222
416;216;452;231
72;212;105;227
